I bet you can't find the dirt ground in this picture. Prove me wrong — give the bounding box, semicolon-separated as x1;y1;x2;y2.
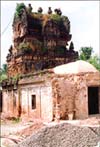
1;118;45;147
1;115;100;147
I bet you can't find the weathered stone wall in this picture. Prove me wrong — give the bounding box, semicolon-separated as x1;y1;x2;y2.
85;72;100;115
2;90;8;113
58;80;76;119
18;75;53;121
40;86;53;121
2;89;19;118
1;71;100;121
72;74;87;119
74;72;100;118
2;83;53;122
20;86;41;118
51;75;77;120
51;72;100;120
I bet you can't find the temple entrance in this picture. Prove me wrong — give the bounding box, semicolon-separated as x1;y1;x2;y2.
0;91;2;112
88;87;99;115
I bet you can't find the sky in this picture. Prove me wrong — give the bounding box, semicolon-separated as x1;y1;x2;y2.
1;1;100;66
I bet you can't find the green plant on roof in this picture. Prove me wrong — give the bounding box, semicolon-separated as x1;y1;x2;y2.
18;42;33;54
18;42;31;50
42;47;48;53
12;74;21;83
55;46;66;55
15;3;26;17
50;14;62;22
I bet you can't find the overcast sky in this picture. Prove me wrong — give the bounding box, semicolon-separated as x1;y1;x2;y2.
1;1;99;66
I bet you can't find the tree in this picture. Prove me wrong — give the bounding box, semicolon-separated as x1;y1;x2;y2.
0;64;8;82
88;55;100;71
2;64;7;74
79;47;93;60
79;47;100;71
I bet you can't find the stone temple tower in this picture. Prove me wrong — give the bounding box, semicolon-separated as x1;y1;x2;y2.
6;3;78;77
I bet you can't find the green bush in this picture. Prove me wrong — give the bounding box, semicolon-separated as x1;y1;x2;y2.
88;55;100;71
0;64;8;83
0;74;7;83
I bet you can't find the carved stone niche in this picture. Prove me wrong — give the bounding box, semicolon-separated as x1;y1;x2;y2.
12;8;28;42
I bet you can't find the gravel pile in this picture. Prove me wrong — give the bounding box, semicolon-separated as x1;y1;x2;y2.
17;122;100;147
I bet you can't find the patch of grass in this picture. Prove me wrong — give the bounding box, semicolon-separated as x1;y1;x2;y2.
12;117;21;124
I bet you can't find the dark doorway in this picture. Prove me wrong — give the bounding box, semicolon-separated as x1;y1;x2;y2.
0;91;2;112
88;87;99;115
31;95;36;109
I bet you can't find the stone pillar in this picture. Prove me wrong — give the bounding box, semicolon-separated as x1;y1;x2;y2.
27;88;29;117
18;88;21;117
68;112;74;120
55;104;60;122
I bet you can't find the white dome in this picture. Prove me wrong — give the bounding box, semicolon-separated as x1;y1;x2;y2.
53;60;98;74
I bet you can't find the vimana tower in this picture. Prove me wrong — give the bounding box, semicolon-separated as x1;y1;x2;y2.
6;3;78;77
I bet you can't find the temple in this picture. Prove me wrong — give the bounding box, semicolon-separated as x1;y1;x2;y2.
1;3;99;122
6;3;78;77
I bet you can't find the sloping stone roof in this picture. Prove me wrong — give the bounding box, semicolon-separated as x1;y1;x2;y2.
53;60;98;74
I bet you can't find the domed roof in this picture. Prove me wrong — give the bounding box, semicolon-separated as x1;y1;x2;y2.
53;60;98;74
